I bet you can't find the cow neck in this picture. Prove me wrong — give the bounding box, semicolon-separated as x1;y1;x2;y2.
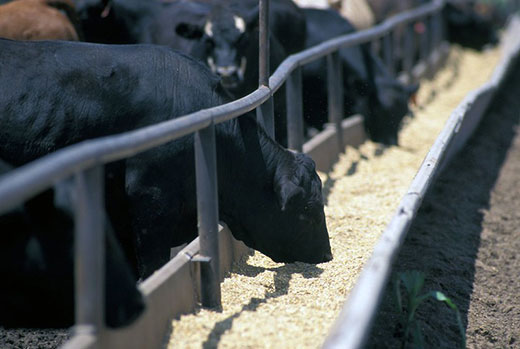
215;115;291;244
216;115;288;197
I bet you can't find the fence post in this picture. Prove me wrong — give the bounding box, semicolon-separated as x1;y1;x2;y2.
432;10;443;50
256;0;275;139
419;16;429;64
195;123;221;309
383;32;394;76
327;51;344;153
403;22;415;83
286;66;304;152
73;166;105;339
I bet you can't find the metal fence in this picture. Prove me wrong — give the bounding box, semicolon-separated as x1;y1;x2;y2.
0;0;448;346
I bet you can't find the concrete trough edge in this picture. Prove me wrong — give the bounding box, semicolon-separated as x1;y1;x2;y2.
303;115;366;172
322;15;520;349
61;223;252;349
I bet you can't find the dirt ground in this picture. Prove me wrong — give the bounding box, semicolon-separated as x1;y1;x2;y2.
0;328;68;349
368;61;520;348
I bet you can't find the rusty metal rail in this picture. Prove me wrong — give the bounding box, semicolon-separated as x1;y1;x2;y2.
0;0;449;348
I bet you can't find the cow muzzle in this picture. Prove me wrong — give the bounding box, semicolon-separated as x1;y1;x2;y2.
211;57;247;89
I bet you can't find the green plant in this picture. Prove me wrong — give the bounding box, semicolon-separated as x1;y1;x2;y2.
393;270;466;349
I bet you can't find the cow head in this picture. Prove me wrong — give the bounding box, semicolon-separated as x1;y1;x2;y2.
75;0;112;19
270;152;332;263
351;51;418;146
223;140;332;265
364;77;418;145
176;4;258;90
444;2;499;50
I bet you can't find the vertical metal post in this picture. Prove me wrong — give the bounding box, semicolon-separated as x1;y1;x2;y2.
257;0;274;139
419;16;429;64
256;98;275;139
370;40;380;59
258;0;269;87
433;10;443;50
286;66;304;152
394;24;403;75
403;22;415;82
327;51;344;153
74;166;105;335
195;123;221;309
383;33;394;76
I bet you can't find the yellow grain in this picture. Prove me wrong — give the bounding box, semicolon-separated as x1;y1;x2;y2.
167;45;501;349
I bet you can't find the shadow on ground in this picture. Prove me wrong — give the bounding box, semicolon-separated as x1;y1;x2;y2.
200;261;324;348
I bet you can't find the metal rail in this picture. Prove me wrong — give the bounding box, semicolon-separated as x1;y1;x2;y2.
0;0;448;346
323;11;520;349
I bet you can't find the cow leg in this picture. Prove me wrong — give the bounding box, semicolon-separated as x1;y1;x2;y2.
104;161;140;277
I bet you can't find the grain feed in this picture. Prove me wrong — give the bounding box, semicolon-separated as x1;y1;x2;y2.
167;45;502;349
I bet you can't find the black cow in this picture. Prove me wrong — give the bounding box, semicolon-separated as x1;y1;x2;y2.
72;0;160;44
73;0;303;145
366;0;499;50
301;8;417;145
171;0;307;89
0;159;144;328
443;0;499;50
0;38;332;279
171;0;306;145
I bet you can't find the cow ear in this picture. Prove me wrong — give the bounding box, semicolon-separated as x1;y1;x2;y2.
176;22;204;40
243;6;260;31
275;179;305;211
405;82;420;105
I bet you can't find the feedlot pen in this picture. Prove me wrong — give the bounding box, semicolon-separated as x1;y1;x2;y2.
167;45;503;348
1;13;517;349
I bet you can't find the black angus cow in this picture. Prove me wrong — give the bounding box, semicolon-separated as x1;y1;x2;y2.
74;0;306;60
169;0;307;145
72;0;160;44
442;0;499;49
301;8;417;145
366;0;499;50
0;159;144;328
0;38;332;279
73;0;305;145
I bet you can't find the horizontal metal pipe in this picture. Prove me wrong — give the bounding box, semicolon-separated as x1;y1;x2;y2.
288;0;443;67
0;87;270;213
0;0;445;214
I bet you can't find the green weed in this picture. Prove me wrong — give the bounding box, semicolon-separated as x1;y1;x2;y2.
393;270;466;349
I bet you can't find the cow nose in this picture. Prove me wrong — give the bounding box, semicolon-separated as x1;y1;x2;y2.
216;65;238;78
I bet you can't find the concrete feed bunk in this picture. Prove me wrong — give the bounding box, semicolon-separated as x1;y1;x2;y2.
167;45;502;348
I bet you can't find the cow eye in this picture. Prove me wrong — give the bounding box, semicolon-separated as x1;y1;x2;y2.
205;38;215;50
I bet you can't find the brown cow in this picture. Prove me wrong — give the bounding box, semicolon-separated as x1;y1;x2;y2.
0;0;82;41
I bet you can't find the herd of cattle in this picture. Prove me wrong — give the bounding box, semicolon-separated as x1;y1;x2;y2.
0;0;499;331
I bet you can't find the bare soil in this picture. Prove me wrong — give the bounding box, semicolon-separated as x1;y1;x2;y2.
0;328;68;349
368;60;520;348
